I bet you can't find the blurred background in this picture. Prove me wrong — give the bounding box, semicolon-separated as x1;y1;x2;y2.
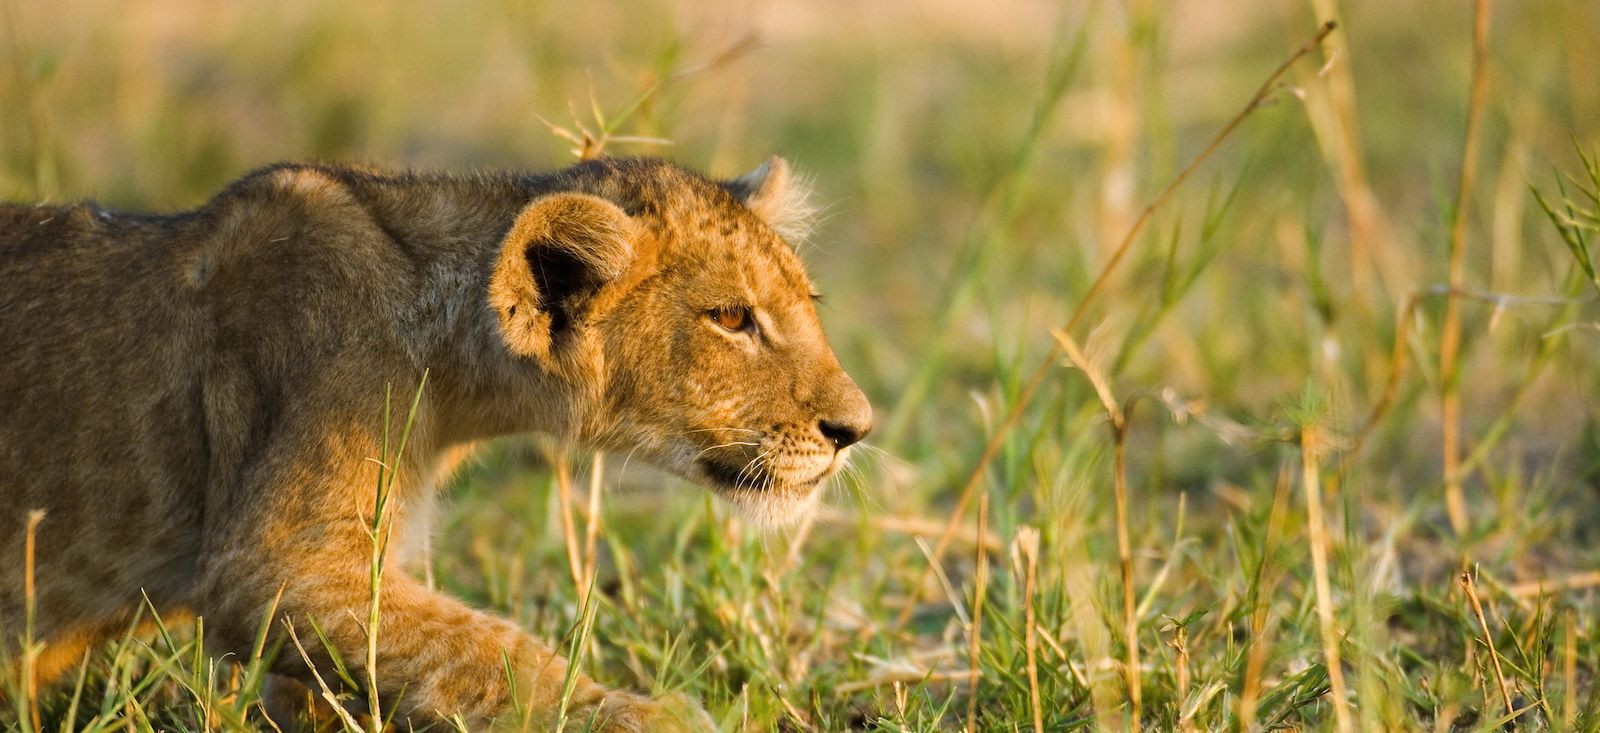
5;1;1600;730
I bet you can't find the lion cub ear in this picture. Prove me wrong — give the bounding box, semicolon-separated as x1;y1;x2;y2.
725;155;816;242
489;193;634;359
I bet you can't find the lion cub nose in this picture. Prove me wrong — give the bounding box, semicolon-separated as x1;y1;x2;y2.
819;418;869;450
817;372;873;451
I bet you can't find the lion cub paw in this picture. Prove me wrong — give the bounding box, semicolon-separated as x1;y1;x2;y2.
575;690;716;733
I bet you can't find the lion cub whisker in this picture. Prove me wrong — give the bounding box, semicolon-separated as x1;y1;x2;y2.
691;440;761;462
683;426;763;435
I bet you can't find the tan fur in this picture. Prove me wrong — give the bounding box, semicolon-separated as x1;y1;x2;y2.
0;157;870;730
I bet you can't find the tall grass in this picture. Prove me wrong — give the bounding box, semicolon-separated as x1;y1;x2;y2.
5;1;1600;731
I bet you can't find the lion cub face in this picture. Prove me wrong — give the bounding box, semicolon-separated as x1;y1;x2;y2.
489;157;871;523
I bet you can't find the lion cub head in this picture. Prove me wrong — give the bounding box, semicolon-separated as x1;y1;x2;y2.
487;157;871;524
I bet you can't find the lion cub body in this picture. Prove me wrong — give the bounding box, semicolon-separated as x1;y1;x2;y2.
0;158;870;729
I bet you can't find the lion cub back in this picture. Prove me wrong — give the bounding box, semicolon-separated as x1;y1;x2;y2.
0;202;210;639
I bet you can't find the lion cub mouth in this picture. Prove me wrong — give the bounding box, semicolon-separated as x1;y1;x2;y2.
696;456;832;495
699;457;781;492
696;455;834;527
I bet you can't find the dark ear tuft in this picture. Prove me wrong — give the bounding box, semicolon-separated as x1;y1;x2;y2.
489;193;634;359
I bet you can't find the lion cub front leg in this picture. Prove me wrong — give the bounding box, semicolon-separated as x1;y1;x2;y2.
222;550;710;726
213;541;710;730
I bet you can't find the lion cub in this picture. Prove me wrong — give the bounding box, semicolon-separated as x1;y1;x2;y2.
0;156;871;730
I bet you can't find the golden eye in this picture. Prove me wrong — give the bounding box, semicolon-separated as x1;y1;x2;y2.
710;306;750;333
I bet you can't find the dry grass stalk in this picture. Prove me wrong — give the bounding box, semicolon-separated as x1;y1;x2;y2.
1236;616;1272;731
964;491;990;733
1346;285;1588;464
1238;467;1293;729
582;452;605;606
1305;0;1408;298
1052;328;1140;726
1460;571;1516;716
1345;290;1423;463
779;504;819;579
538;35;756;162
1507;570;1600;598
1011;527;1045;733
912;537;969;629
537;111;672;163
284;620;366;732
22;509;43;733
1059;520;1121;728
1095;1;1147;259
892;20;1339;631
553;453;585;594
832;669;976;695
775;693;816;732
1439;0;1494;536
815;507;1003;554
1300;425;1351;733
1566;609;1578;729
1170;623;1193;733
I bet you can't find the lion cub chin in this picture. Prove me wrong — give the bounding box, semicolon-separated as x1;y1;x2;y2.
723;483;828;529
0;155;870;729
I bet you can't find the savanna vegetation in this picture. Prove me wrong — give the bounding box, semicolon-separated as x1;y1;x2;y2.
3;1;1600;730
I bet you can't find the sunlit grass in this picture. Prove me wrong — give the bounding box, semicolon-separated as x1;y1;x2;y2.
5;1;1600;730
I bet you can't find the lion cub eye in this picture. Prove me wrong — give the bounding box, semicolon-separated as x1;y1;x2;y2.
709;305;753;333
